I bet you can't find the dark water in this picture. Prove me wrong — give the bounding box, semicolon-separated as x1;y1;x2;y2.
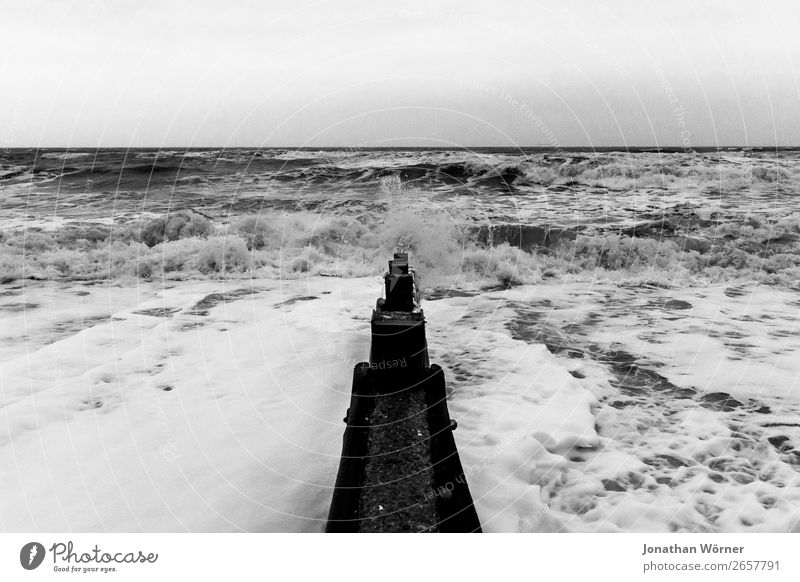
2;147;799;228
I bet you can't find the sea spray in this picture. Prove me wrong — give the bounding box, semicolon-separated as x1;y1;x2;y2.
3;149;800;287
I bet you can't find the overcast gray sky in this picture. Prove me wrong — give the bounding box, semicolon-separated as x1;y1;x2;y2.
1;0;798;147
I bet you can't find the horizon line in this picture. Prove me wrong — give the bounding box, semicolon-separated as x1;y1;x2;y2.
4;145;800;151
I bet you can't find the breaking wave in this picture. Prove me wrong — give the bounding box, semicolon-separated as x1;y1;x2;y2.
3;203;800;290
3;148;800;289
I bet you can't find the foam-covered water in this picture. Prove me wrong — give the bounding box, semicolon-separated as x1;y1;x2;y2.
2;148;800;532
1;278;798;532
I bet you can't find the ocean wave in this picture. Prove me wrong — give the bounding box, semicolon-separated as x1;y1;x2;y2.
38;151;95;160
5;150;798;212
3;203;800;288
3;148;800;288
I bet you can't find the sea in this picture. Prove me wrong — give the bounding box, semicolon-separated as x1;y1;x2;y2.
1;147;799;532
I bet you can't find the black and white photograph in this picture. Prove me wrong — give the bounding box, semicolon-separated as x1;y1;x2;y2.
1;0;799;576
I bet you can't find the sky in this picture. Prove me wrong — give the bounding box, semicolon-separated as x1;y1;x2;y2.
1;0;798;148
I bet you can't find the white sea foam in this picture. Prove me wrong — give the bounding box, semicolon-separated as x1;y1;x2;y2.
2;276;798;532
